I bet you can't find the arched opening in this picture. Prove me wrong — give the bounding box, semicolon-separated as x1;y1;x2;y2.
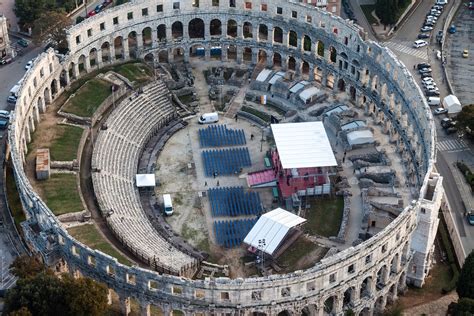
273;53;282;67
59;70;68;88
190;44;205;58
273;27;283;44
144;53;154;63
172;310;185;316
243;22;253;38
113;36;123;59
210;46;222;59
375;296;385;312
37;97;44;113
68;62;75;80
89;48;97;67
302;304;317;316
360;307;371;316
377;265;388;288
78;55;86;73
44;87;51;104
288;30;297;47
142;27;152;48
252;313;266;316
258;50;267;63
350;86;356;101
288;56;296;71
210;19;222;36
323;296;336;315
158;50;168;63
101;42;110;62
317;41;325;57
227;45;237;60
227;19;237;37
259;24;268;41
329;46;337;63
303;35;312;52
327;74;335;89
189;18;205;38
157;24;166;41
301;61;310;77
391;254;400;273
243;47;252;62
172;21;183;38
314;67;322;83
128;31;138;58
398;271;406;288
277;311;291;316
173;47;184;62
343;287;355;309
360;276;373;298
337;78;346;92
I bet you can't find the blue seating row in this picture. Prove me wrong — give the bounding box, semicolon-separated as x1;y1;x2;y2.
202;148;251;177
214;218;258;248
208;186;263;217
199;125;246;148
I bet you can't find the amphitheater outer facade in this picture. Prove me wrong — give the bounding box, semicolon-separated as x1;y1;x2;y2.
8;0;445;315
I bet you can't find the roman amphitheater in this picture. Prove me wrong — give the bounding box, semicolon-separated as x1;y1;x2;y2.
7;0;446;315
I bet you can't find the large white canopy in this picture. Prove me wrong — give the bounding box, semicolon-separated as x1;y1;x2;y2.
135;174;156;187
443;94;462;114
244;208;306;256
271;122;337;169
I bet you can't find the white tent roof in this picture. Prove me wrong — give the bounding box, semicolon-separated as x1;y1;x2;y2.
135;174;156;187
256;69;272;82
290;81;309;93
271;122;337;169
347;130;375;146
299;87;320;102
443;94;462;114
244;208;306;255
269;71;285;84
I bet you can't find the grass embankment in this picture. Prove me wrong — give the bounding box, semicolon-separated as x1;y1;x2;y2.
112;62;152;86
241;106;271;122
68;224;132;266
62;79;112;117
49;125;84;161
304;196;344;237
5;163;26;227
37;174;83;216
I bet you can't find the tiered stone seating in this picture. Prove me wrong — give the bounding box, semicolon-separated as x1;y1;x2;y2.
91;81;197;275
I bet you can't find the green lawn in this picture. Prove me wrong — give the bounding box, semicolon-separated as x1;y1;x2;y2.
277;236;318;269
62;78;112;117
304;196;344;237
38;174;84;216
68;224;132;266
5;164;26;227
113;63;152;85
50;125;84;161
360;5;378;25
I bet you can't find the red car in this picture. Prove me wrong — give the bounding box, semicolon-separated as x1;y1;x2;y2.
87;10;96;17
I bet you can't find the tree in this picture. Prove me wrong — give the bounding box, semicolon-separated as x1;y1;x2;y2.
7;307;33;316
448;298;474;315
10;255;45;279
457;251;474;299
14;0;51;29
32;10;72;52
456;104;474;137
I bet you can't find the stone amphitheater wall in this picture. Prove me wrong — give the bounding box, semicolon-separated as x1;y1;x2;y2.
7;0;443;314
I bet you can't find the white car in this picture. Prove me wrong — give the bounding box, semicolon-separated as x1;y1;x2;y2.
423;81;436;87
434;107;448;115
421;26;433;32
413;40;428;48
422;78;435;84
25;60;34;71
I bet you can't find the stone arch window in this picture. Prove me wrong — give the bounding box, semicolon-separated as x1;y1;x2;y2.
210;19;222;36
288;56;296;71
303;35;311;51
100;42;110;62
189;18;205;38
329;46;337;63
316;40;324;57
273;52;282;67
243;22;253;38
227;19;237;37
142;27;152;48
288;30;297;47
258;24;268;41
273;27;283;44
172;21;183;38
157;24;166;41
89;48;97;67
323;296;336;314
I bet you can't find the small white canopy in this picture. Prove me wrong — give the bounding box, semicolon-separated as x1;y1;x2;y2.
443;94;462;114
347;130;375;146
244;208;306;256
135;174;156;187
271;122;337;169
299;87;320;102
269;71;285;84
256;69;272;82
290;81;309;93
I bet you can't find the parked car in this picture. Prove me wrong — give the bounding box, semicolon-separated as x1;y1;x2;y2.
0;110;10;120
0;118;8;129
418;33;430;39
17;38;28;47
469;2;474;10
94;4;104;13
413;40;428;48
419;67;432;74
102;0;113;6
463;49;469;58
421;73;433;79
7;96;17;104
441;118;453;128
421;26;433;32
448;25;456;34
87;10;96;17
25;59;34;70
0;57;12;65
425;90;440;96
467;211;474;225
434;107;448;115
426;15;438;21
417;63;431;69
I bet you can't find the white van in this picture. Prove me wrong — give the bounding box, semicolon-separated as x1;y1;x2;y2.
163;194;173;216
427;97;440;106
413;40;428;48
198;112;219;124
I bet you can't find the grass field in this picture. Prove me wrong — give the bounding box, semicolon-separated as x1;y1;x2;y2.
360;5;378;25
38;174;84;216
304;196;344;237
277;236;318;269
50;125;84;161
5;164;26;227
113;63;152;86
62;78;112;117
68;224;132;266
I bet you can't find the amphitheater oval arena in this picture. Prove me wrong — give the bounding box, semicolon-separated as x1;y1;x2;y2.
8;0;446;315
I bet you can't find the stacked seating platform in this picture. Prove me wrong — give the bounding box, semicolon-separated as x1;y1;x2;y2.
202;148;251;177
208;187;263;217
214;219;258;248
199;125;246;147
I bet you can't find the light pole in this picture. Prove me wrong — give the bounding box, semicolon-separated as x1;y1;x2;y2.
258;238;266;273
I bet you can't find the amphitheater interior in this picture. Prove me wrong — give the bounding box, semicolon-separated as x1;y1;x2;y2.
7;0;446;315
